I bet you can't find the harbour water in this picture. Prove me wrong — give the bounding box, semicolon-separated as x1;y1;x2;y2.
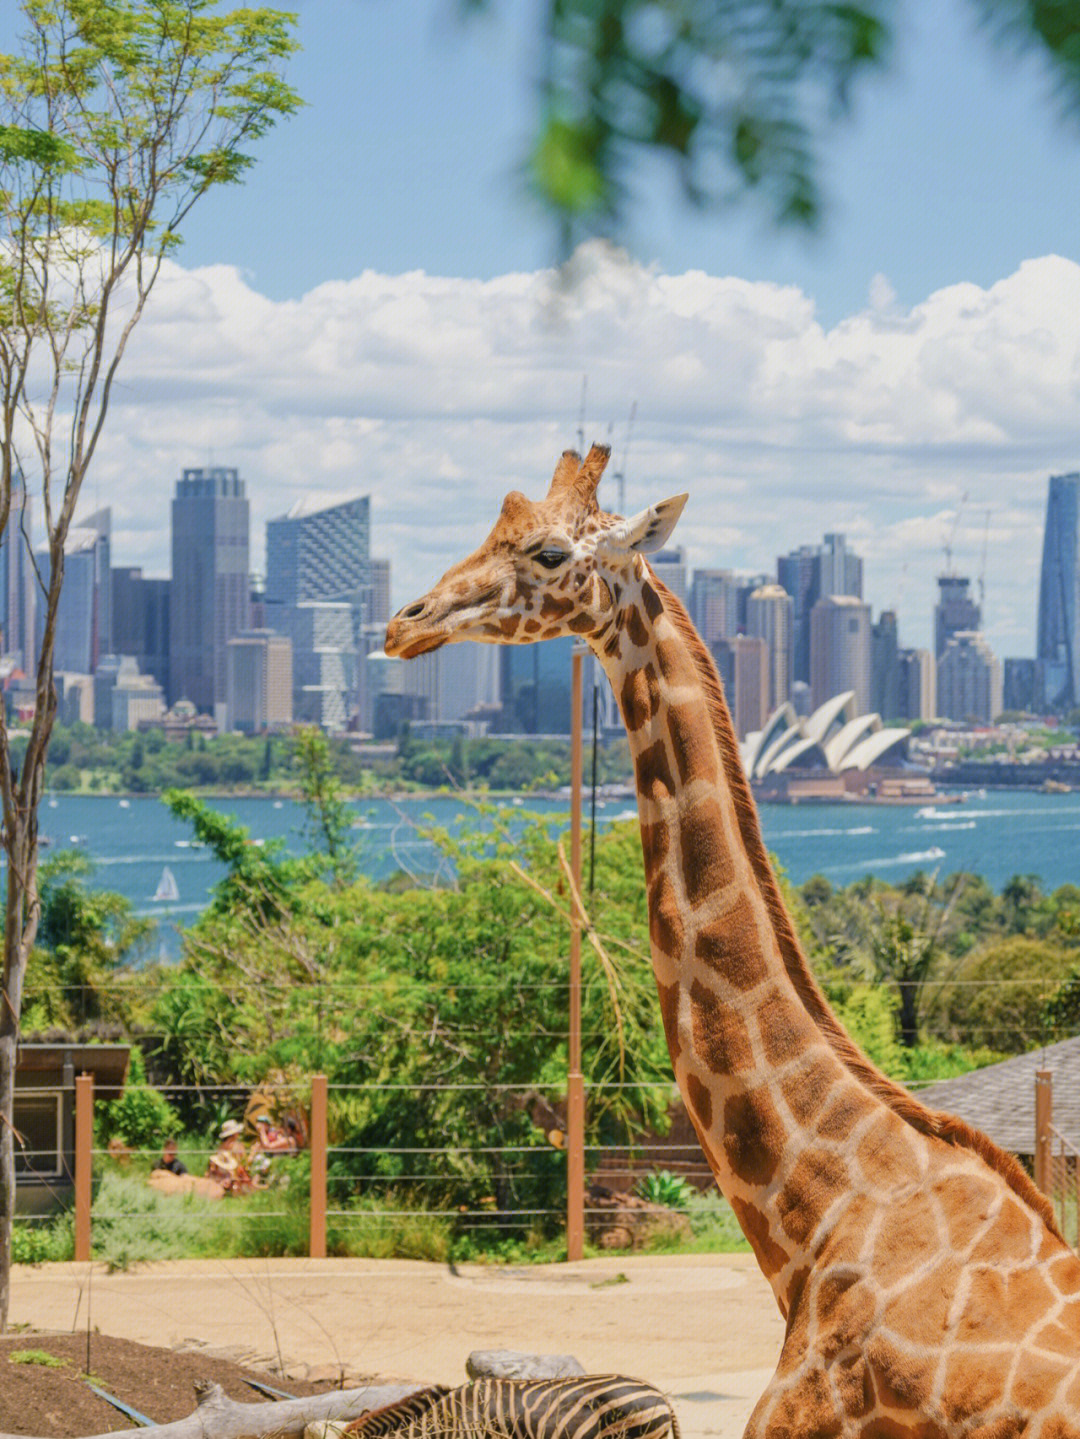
29;788;1080;960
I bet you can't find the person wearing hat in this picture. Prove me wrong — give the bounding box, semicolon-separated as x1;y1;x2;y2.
207;1119;253;1195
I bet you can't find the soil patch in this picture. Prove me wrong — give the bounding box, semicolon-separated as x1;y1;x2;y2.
0;1331;336;1436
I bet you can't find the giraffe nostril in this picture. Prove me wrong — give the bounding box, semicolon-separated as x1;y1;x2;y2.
403;602;426;620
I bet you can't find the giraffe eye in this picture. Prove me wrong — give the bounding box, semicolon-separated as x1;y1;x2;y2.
536;549;569;570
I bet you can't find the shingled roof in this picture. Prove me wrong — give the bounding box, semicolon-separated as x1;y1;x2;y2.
916;1035;1080;1159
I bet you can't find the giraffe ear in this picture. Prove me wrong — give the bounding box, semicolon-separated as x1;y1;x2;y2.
597;494;688;558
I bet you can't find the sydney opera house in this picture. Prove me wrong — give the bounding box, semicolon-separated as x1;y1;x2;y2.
741;692;915;800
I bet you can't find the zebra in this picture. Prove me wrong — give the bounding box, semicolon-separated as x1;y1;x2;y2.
341;1376;680;1439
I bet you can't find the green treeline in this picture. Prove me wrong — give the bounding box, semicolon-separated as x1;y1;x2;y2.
19;731;1080;1260
35;722;634;795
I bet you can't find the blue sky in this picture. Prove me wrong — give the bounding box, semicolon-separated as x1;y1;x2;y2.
174;0;1080;326
11;0;1080;659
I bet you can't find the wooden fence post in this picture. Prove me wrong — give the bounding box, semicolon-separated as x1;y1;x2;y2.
74;1072;93;1263
1035;1069;1053;1199
566;648;585;1262
310;1073;327;1259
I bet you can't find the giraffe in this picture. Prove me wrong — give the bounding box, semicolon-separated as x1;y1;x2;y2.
384;444;1080;1437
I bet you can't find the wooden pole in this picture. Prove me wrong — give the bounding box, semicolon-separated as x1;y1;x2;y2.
310;1073;327;1259
1035;1069;1053;1199
74;1072;93;1263
567;648;585;1261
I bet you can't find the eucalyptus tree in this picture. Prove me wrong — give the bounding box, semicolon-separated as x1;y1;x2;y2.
482;0;1080;254
0;0;299;1326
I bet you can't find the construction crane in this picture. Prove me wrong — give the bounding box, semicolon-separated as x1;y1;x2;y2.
978;507;991;612
610;401;636;515
942;489;969;575
576;375;587;455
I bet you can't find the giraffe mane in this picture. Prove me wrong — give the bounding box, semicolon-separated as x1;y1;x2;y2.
646;569;1063;1240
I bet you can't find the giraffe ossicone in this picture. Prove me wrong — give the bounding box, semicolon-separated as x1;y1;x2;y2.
386;445;1080;1438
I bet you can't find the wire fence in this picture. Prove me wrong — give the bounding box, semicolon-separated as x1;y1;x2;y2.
15;1062;1080;1264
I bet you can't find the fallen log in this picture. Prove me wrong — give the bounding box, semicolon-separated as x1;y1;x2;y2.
0;1378;425;1439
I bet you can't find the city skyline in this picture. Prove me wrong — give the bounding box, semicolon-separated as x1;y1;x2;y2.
2;0;1076;676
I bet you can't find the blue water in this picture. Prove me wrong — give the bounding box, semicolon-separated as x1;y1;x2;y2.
28;788;1080;960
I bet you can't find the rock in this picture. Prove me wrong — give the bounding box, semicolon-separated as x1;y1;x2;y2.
585;1184;692;1251
467;1350;586;1379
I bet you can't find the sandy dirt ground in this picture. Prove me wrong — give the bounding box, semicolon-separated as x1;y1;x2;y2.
11;1254;785;1437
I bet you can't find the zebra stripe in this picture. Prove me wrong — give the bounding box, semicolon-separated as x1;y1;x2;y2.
344;1376;679;1439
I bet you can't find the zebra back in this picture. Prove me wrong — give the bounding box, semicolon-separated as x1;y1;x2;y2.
346;1376;678;1439
345;1385;453;1435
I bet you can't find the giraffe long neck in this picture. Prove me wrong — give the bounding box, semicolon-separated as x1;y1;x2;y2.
594;567;891;1310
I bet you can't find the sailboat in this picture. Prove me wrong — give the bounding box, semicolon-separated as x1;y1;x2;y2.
153;866;180;903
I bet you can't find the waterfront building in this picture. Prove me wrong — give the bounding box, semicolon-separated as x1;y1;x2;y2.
282;601;355;732
170;468;250;716
37;508;111;676
225;629;293;734
872;610;901;720
649;546;687;605
810;594;871;713
0;476;34;671
1037;473;1080;711
712;635;769;740
746;583;792;712
897;648;936;722
499;637;600;735
937;631;1002;723
112;567;170;698
778;533;863;684
93;654;165;731
934;574;981;660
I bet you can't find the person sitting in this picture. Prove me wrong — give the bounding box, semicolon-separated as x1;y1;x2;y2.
207;1119;254;1195
253;1114;296;1155
153;1137;188;1176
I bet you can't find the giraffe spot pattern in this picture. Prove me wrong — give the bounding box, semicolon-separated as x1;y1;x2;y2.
678;796;736;907
625;606;649;648
756;984;817;1068
775;1148;850;1248
655;977;681;1068
730;1194;790;1280
647;872;684;965
693;895;769;990
667;700;721;787
689;977;755;1074
620;666;662;732
684;1070;713;1131
723;1086;784;1188
633;738;675;805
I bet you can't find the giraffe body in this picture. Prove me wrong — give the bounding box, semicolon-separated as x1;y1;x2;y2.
385;446;1080;1436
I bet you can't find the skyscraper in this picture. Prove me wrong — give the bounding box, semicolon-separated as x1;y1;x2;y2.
934;575;981;660
36;508;111;675
810;594;871;712
938;631;1002;723
265;495;370;613
112;567;170;696
778;533;863;684
169;468;250;714
649;546;687;604
266;495;370;725
0;477;34;670
872;610;901;720
689;568;737;647
746;583;792;712
1037;473;1080;712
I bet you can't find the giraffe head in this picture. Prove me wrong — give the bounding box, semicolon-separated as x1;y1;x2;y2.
384;444;688;659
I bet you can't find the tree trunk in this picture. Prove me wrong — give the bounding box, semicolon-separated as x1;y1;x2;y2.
0;815;35;1332
0;1379;425;1439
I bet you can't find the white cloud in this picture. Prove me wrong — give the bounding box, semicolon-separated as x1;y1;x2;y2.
63;242;1080;655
